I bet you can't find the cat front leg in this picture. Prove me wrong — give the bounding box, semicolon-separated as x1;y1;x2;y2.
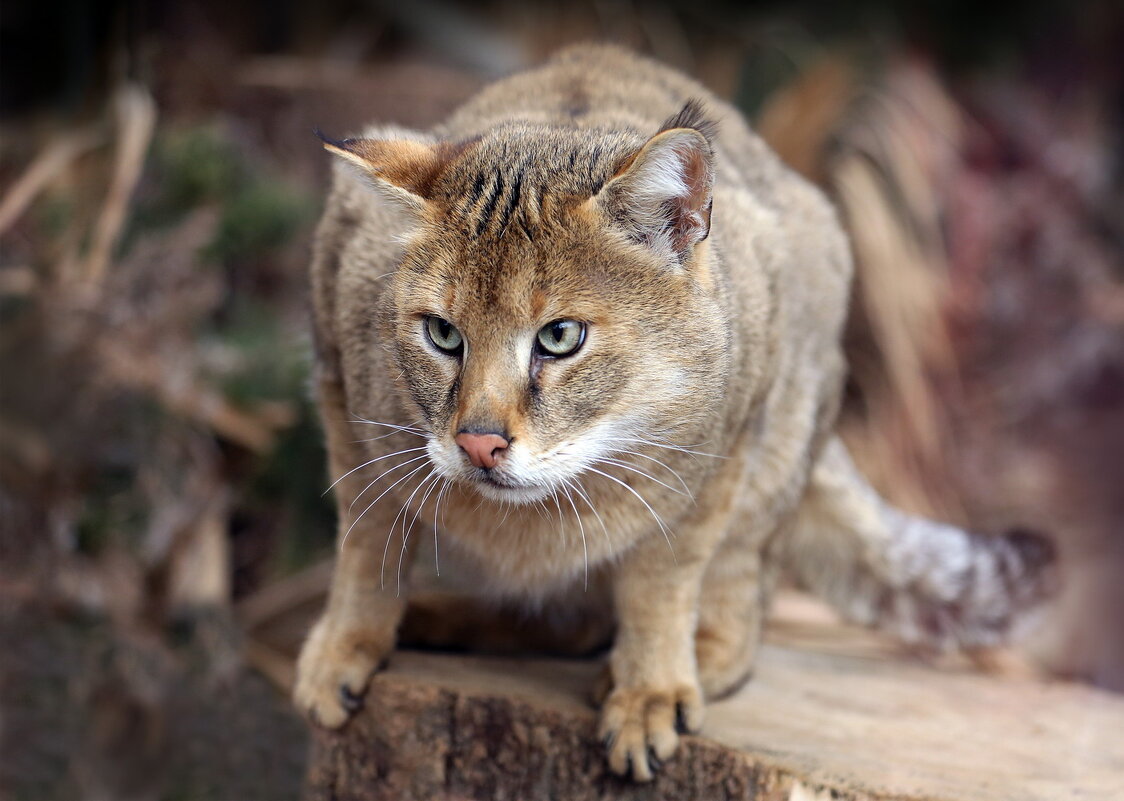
599;547;707;781
293;536;412;727
293;376;423;728
598;462;742;781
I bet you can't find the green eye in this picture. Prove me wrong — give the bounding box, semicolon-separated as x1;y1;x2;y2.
536;320;586;357
426;316;463;353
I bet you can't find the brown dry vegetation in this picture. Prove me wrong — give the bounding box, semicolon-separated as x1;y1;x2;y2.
1;2;1121;799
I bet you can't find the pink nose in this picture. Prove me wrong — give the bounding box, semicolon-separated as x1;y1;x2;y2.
455;432;509;469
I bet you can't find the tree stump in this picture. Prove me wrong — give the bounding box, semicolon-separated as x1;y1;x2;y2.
301;607;1124;801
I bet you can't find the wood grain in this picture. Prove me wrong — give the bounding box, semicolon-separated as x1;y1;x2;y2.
302;606;1124;800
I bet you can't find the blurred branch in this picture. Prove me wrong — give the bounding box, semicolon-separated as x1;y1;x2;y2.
96;338;288;453
236;559;332;631
166;488;232;610
0;129;103;236
756;54;856;184
243;637;296;693
0;419;52;476
0;265;37;296
82;83;157;286
759;53;968;521
368;0;525;76
238;57;368;90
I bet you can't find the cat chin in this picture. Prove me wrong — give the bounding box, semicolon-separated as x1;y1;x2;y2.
470;479;555;506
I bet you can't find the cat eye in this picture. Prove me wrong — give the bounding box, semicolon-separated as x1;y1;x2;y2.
535;320;586;358
425;316;463;354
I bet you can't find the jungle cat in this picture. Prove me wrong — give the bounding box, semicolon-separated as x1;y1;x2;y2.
294;44;1055;781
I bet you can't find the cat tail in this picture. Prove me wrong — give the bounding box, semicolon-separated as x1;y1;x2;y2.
783;437;1058;650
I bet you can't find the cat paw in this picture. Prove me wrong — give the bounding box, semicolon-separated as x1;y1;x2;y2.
597;683;704;782
293;617;391;729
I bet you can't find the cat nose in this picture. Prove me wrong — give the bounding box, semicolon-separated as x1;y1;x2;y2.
455;431;509;469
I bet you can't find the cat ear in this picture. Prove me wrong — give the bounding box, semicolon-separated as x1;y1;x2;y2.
594;103;717;262
317;129;454;212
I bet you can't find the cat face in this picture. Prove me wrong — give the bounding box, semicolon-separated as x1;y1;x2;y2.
327;110;726;504
390;214;698;504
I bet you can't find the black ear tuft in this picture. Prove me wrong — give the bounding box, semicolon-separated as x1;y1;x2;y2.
313;128;353;150
659;100;719;146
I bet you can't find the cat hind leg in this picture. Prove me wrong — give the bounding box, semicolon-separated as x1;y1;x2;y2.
694;545;771;700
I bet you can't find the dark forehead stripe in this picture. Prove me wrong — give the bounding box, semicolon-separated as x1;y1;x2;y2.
439;127;639;242
496;161;526;237
464;163;540;241
475;172;505;237
467;172;488;205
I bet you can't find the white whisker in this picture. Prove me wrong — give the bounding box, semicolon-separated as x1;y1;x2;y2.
325;446;428;496
586;466;676;559
568;477;612;559
353;430;415;443
497;498;514;528
594;456;692;499
606;435;725;460
396;470;443;594
605;448;694;497
348;416;427;436
347;453;431;512
377;466;434;589
432;478;451;576
551;491;567;543
343;460;429;550
559;481;588;590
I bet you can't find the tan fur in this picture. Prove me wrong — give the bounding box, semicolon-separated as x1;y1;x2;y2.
294;45;1055;780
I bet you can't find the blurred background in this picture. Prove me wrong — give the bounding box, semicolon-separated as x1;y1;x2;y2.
1;1;1122;798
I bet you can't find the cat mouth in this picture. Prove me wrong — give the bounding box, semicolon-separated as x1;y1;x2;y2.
471;470;552;503
477;471;523;490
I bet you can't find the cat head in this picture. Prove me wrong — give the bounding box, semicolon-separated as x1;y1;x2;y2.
325;103;729;504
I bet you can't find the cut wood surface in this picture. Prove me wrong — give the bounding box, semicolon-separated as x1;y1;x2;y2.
302;605;1124;801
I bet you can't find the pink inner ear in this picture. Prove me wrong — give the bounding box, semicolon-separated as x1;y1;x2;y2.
668;143;713;253
598;127;715;259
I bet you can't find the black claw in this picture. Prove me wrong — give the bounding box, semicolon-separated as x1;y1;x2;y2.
675;702;689;734
339;684;364;712
624;752;633;780
647;745;662;774
602;730;617;751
